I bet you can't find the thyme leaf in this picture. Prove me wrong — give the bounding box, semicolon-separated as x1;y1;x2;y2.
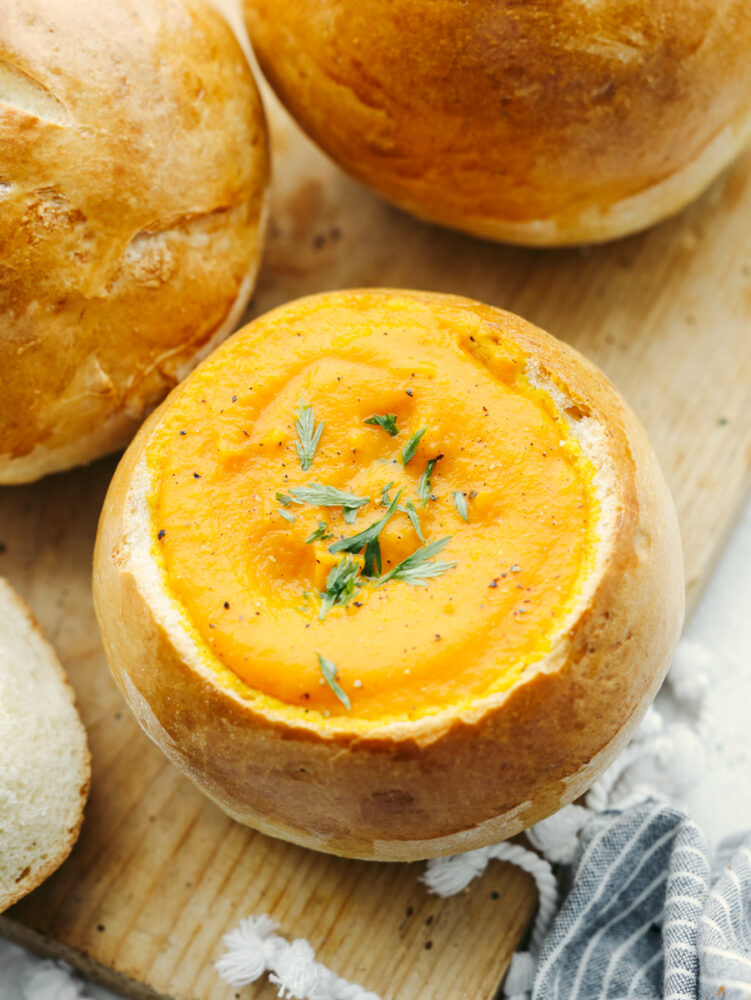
453;490;469;522
364;413;399;437
294;400;325;471
277;508;295;523
376;537;456;587
400;427;427;466
317;652;351;710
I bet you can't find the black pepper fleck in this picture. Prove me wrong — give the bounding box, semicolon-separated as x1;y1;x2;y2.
157;530;166;540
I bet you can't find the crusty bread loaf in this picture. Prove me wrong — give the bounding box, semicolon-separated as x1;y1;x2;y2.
0;579;90;913
242;0;751;245
0;0;269;484
93;289;684;861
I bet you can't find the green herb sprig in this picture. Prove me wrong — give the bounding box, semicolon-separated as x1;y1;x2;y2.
305;521;332;544
289;484;369;511
405;500;424;541
363;538;381;576
379;481;395;506
328;490;402;556
319;555;361;619
453;491;469;522
417;455;442;504
294;401;324;471
400;427;427;466
364;413;398;437
377;537;456;587
317;652;351;709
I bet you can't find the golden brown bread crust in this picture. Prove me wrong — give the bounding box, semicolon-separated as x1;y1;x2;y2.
0;0;269;483
242;0;751;245
93;290;684;861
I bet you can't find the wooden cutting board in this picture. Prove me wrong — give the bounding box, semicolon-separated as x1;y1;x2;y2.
2;73;751;1000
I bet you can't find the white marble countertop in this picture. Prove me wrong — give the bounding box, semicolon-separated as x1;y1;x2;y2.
2;496;751;999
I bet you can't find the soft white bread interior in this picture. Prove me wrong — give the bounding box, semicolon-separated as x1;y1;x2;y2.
0;0;269;484
0;578;90;913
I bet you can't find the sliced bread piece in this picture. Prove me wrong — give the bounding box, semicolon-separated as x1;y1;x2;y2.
0;578;90;912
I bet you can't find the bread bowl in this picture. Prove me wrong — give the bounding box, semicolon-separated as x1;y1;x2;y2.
242;0;751;246
0;0;269;484
94;289;683;861
0;578;90;912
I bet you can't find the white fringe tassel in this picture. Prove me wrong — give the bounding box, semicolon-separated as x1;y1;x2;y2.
215;914;381;1000
216;638;713;1000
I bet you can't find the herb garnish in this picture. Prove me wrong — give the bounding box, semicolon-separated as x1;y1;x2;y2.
294;400;325;471
379;481;396;506
278;508;295;523
276;491;293;506
377;537;456;587
328;490;402;555
405;500;424;541
317;652;351;709
363;538;382;576
305;521;332;544
417;456;442;504
289;484;369;511
400;427;427;466
453;491;469;522
319;555;361;619
364;413;399;437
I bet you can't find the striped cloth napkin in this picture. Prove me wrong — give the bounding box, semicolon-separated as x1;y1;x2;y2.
531;799;751;1000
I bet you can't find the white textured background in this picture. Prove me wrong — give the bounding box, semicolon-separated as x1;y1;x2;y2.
1;495;750;998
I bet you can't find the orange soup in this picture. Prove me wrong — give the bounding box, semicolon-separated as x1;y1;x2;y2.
147;291;599;726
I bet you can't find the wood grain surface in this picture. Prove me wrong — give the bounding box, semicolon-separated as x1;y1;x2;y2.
1;70;751;1000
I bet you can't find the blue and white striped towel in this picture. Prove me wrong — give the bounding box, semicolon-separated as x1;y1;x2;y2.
532;800;751;1000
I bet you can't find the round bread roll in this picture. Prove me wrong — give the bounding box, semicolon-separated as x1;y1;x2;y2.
242;0;751;246
0;0;269;484
94;289;683;861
